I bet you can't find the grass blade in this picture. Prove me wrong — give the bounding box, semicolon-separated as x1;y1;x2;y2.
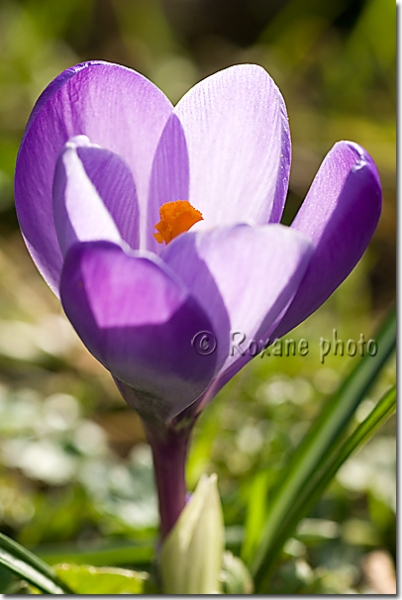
0;532;73;594
256;385;395;590
251;307;395;588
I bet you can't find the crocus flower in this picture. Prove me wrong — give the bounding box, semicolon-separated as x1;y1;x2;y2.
14;61;381;537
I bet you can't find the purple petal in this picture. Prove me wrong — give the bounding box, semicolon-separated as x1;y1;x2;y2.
53;136;133;255
15;61;173;293
271;141;382;339
75;142;140;250
60;241;218;422
163;224;313;375
174;64;291;228
23;62;100;141
53;136;139;255
146;114;190;253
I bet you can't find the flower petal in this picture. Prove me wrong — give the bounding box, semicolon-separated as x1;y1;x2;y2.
272;141;382;339
53;136;140;255
174;64;291;227
60;241;219;422
146;114;190;253
163;223;313;375
15;61;173;292
23;62;96;140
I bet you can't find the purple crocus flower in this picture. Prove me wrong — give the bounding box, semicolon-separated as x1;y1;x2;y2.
14;61;381;538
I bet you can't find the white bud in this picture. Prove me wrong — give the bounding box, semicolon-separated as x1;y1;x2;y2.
160;474;224;594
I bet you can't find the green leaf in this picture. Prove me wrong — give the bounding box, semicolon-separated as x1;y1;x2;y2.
0;532;72;594
277;385;395;557
0;563;17;594
315;385;396;486
37;537;155;567
53;563;149;594
251;307;395;589
241;471;270;564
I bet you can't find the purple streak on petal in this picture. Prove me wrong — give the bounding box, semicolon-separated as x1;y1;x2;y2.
271;141;382;339
60;241;218;422
146;114;190;254
174;64;291;227
164;224;313;376
53;137;124;255
15;61;173;293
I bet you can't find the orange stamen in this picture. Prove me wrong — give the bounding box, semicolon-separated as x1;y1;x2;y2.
154;200;203;245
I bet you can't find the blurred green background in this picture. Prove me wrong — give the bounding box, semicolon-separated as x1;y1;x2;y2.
0;0;395;594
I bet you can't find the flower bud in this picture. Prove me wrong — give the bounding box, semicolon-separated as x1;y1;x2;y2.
160;473;224;594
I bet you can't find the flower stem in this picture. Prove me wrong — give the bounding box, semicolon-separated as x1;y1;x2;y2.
145;424;190;540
